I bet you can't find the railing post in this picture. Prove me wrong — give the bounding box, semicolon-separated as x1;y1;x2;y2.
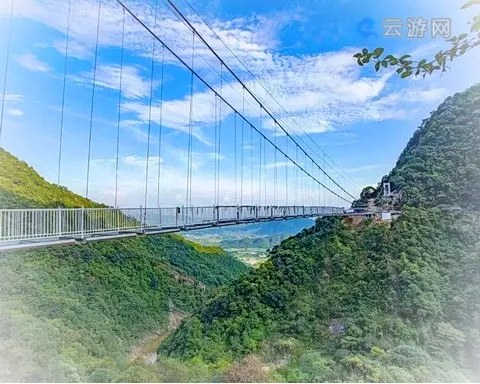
182;205;185;227
215;205;219;224
302;205;305;217
140;205;143;232
176;207;179;227
57;207;62;237
80;207;85;239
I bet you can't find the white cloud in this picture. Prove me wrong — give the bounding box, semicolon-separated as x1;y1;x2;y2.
264;161;294;169
52;39;92;60
3;94;23;103
7;109;24;116
122;155;162;167
14;53;51;72
345;164;387;173
7;0;449;138
69;64;154;99
69;151;340;208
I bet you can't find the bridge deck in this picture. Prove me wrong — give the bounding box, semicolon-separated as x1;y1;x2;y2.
0;206;375;252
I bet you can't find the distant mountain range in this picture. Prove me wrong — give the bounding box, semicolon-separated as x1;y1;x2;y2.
188;218;315;238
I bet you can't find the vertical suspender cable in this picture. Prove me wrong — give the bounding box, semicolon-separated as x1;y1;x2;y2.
86;0;102;198
157;45;165;207
250;124;253;205
258;111;261;206
217;63;223;206
323;154;326;206
0;0;15;147
213;93;218;206
144;0;158;211
263;117;266;205
312;162;315;206
295;144;298;206
234;112;237;206
264;137;266;206
186;32;195;209
240;87;244;206
274;122;277;206
285;136;288;206
304;152;307;205
57;0;72;186
115;7;126;208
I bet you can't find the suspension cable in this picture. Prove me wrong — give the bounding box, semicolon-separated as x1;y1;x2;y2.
323;154;326;206
285;136;288;205
57;0;72;186
250;124;253;205
234;111;237;206
186;31;195;209
295;144;298;206
264;137;267;206
214;94;218;206
240;87;244;206
178;0;361;193
0;0;15;147
217;63;223;206
274;122;277;206
258;130;262;206
144;0;159;210
115;7;126;208
166;0;356;202
85;0;102;199
114;0;351;204
157;45;166;207
258;106;262;206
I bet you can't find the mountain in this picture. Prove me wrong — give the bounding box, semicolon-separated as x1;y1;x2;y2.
219;234;287;249
188;218;316;237
159;85;480;382
0;150;248;382
0;148;105;208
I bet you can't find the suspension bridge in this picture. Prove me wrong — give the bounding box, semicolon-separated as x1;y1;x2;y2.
0;0;374;251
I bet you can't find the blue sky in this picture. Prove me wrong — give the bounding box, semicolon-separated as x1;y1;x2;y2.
0;0;479;208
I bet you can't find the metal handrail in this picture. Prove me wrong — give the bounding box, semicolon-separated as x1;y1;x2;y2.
0;205;346;243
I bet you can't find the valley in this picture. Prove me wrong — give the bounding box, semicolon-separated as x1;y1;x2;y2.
1;85;479;382
184;219;316;266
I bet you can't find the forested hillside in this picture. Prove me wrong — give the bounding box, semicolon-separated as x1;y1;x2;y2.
0;150;248;382
388;84;480;209
160;85;480;382
0;148;105;208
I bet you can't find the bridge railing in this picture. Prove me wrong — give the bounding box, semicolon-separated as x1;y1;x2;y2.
0;205;346;244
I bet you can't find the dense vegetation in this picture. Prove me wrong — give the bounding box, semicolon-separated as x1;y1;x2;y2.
0;148;105;208
388;84;480;209
0;149;248;382
160;85;480;382
0;234;248;382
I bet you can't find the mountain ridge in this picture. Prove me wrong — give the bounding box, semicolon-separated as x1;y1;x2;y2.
159;84;480;382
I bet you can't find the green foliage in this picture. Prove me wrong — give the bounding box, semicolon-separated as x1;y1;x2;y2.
0;148;105;208
160;85;480;382
388;83;480;209
354;2;480;78
0;234;247;382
